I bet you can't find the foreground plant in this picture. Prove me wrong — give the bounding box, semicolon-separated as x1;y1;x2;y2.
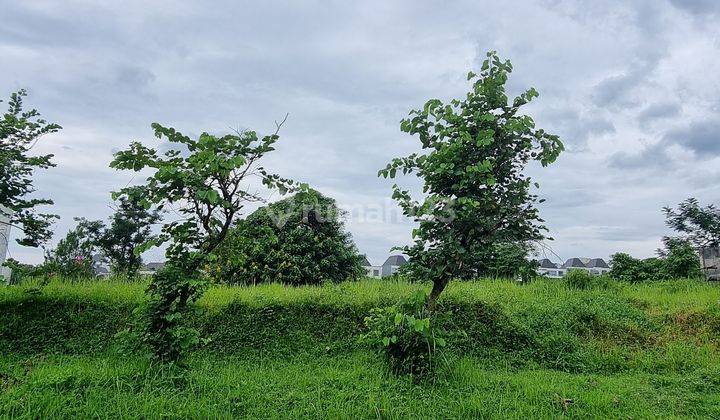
363;290;446;377
110;120;299;363
379;51;563;309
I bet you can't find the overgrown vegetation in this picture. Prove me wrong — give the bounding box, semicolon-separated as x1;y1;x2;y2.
362;291;446;377
610;238;702;282
1;277;719;417
209;188;365;285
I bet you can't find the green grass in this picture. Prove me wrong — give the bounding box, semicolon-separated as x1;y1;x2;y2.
1;352;718;418
2;277;720;418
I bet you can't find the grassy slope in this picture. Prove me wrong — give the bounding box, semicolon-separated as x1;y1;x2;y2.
1;278;720;418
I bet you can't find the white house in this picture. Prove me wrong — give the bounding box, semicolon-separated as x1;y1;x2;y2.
537;257;610;278
0;206;12;282
362;255;407;278
699;246;720;280
138;262;166;276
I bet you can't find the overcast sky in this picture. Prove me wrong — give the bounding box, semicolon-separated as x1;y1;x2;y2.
2;0;720;265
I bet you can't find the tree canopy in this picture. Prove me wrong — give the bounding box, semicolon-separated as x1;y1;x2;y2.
110;121;298;362
664;198;720;249
0;90;59;247
379;51;563;308
93;193;161;277
209;188;365;285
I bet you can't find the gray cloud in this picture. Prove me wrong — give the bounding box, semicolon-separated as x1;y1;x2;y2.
669;0;720;15
665;120;720;155
608;142;670;169
608;119;720;170
637;102;681;127
1;0;719;264
592;72;644;109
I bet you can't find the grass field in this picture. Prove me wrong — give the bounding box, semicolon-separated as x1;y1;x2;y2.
2;277;719;418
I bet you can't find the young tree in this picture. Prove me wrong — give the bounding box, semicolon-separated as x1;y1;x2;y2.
660;238;702;279
0;90;60;247
664;198;720;248
209;188;365;285
95;193;161;277
663;198;720;279
44;218;104;279
110;121;298;362
379;51;563;309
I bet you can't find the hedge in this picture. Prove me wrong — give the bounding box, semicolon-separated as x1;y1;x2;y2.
2;278;719;374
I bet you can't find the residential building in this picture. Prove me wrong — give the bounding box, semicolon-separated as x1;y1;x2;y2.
537;258;565;278
361;256;382;278
381;255;407;277
537;257;610;278
700;246;720;280
138;262;166;276
362;255;407;278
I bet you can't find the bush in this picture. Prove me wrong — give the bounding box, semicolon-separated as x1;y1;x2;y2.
362;291;446;377
662;239;702;279
208;189;365;286
610;240;702;282
563;269;594;289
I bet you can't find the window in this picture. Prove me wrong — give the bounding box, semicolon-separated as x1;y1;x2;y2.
373;269;380;277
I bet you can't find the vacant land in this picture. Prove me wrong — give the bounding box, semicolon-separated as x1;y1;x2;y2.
2;278;719;418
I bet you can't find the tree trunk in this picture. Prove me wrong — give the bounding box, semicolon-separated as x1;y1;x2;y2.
426;277;449;312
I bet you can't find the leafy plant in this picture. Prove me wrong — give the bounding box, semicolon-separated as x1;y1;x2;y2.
208;188;365;285
110;120;298;364
563;269;594;290
610;240;701;282
664;198;720;249
0;90;60;247
659;238;702;279
362;291;446;376
43;218;104;279
378;51;563;309
93;192;161;277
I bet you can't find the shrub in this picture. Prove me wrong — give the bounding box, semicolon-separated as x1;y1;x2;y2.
208;189;365;286
610;240;702;282
563;269;594;289
661;239;702;279
362;291;446;377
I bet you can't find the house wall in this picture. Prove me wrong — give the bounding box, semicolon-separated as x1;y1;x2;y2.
0;206;12;282
381;264;402;277
538;266;608;278
700;247;720;280
365;266;382;278
537;267;565;278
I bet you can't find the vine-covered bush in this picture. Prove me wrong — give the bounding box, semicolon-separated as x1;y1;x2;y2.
362;291;446;376
209;189;365;286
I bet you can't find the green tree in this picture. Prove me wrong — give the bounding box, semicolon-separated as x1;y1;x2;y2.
95;193;161;277
379;51;563;309
43;218;104;279
663;198;720;249
209;188;365;285
658;238;702;279
0;90;59;247
110;121;298;363
475;242;538;281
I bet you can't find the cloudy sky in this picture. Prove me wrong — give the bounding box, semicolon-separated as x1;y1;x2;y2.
2;0;720;265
